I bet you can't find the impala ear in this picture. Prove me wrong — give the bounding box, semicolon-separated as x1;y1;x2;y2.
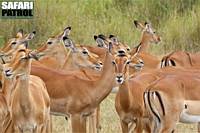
133;20;145;30
16;29;23;38
145;23;153;32
62;26;71;37
0;63;3;71
94;35;107;48
62;37;77;52
25;31;36;41
144;22;148;25
0;54;6;64
28;51;40;60
94;35;98;40
98;34;106;40
108;42;113;53
109;34;119;44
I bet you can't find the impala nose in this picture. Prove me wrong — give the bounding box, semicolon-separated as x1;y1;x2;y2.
4;69;12;77
118;49;126;56
115;74;124;84
95;61;103;71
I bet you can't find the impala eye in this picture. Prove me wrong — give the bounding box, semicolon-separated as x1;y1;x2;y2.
11;42;17;45
47;41;52;45
126;60;131;64
82;51;88;55
112;61;116;65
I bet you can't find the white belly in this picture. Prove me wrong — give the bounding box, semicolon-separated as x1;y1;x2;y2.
180;100;200;123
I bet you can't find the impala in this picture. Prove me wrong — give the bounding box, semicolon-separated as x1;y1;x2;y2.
33;28;103;72
86;34;130;59
144;74;200;133
112;53;161;133
0;30;36;64
29;43;116;133
113;50;200;133
34;27;71;70
161;51;200;68
0;89;9;132
127;20;162;74
3;49;51;133
131;20;161;54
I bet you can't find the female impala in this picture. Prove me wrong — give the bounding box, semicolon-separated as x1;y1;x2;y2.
0;30;36;64
161;51;200;68
128;20;162;73
92;34;130;56
34;27;71;69
33;28;103;71
131;20;161;54
145;74;200;133
4;49;51;133
112;53;160;133
30;43;116;133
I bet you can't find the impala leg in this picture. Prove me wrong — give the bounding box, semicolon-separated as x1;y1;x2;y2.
71;114;87;133
133;119;143;133
66;115;72;133
142;118;152;133
45;116;52;133
120;120;128;133
96;106;101;132
3;115;14;133
89;113;97;133
198;122;200;133
128;122;135;133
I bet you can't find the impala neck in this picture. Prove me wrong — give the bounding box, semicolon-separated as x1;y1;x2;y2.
118;80;131;111
15;61;31;108
2;76;15;106
53;44;70;68
61;50;78;70
138;34;152;53
41;43;70;69
92;51;115;105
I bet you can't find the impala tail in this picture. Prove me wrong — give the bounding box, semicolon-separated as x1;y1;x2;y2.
161;55;174;68
144;90;165;132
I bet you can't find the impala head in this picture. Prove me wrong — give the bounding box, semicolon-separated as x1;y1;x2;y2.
63;37;103;71
112;54;131;84
36;26;71;54
130;55;144;71
94;34;130;55
76;46;103;71
1;30;36;53
3;49;38;78
109;34;131;54
134;20;161;44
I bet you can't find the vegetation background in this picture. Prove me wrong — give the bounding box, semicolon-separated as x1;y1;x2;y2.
0;0;200;55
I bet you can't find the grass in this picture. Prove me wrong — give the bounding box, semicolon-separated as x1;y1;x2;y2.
0;0;200;54
51;94;198;133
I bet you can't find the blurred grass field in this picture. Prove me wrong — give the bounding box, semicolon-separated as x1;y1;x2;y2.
0;0;200;54
51;94;198;133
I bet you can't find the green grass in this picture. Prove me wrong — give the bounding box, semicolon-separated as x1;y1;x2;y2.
0;0;200;55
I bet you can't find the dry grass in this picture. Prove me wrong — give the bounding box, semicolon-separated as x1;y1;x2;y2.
51;94;198;133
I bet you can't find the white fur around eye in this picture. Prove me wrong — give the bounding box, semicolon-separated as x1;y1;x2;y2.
126;60;131;64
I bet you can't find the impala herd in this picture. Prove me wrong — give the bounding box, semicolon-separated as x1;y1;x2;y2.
0;20;199;133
